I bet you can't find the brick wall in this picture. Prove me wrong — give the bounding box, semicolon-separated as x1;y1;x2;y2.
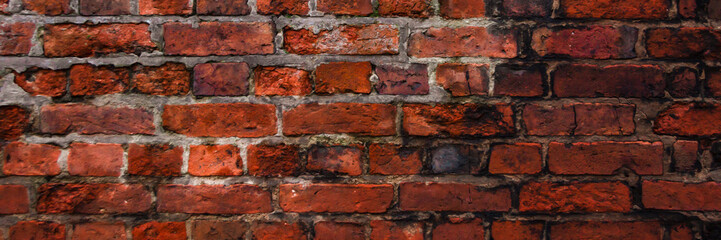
0;0;720;239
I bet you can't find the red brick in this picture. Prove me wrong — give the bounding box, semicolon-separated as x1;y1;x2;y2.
163;103;276;137
283;103;396;136
0;23;35;55
408;27;517;58
674;140;698;172
164;22;274;56
315;62;372;94
138;0;190;14
533;26;636;59
375;64;429;95
430;145;482;174
553;64;664;97
22;0;71;15
251;222;307;240
36;183;152;214
670;223;694;240
523;103;635;136
254;66;312;96
247;144;301;177
645;28;721;60
668;67;698;97
708;68;721;97
307;145;363;175
378;0;430;17
654;102;721;136
643;180;721;210
315;222;364;240
402;103;515;137
279;184;393;213
432;219;484;240
548;141;662;175
399;182;511;212
317;0;372;15
559;0;670;19
193;62;249;96
501;0;552;17
132;63;191;95
491;221;544;240
1;0;7;14
439;0;485;18
132;222;186;240
197;0;250;15
157;184;272;214
72;223;126;240
284;24;399;55
68;143;123;177
13;68;67;97
9;221;65;240
549;221;663;240
489;143;542;174
370;221;423;240
435;63;488;96
2;142;61;176
679;0;697;18
44;23;155;57
710;0;721;19
40;104;155;135
192;221;247;240
369;143;423;175
189;144;243;176
79;0;131;15
493;64;545;97
256;0;309;15
0;106;29;141
127;144;183;176
0;185;28;214
69;64;130;96
520;181;631;213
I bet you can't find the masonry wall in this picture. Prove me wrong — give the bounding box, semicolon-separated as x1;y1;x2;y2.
1;0;721;239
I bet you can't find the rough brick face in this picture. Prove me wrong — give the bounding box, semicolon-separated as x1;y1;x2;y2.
157;184;272;214
315;222;364;240
13;68;67;97
192;221;247;240
370;221;424;240
559;0;670;19
9;221;65;240
642;181;721;211
493;64;545;97
0;106;29;141
0;185;28;214
254;66;312;96
523;103;635;136
316;0;372;15
669;67;699;97
279;184;393;213
315;62;372;94
44;24;155;57
439;0;485;18
193;62;250;96
132;63;191;95
283;103;396;136
188;144;243;176
68;143;124;176
435;63;489;96
369;144;423;175
375;64;429;95
69;64;130;96
163;103;276;137
548;141;663;175
72;223;126;240
247;144;301;177
550;221;663;240
0;23;35;55
378;0;430;17
79;0;131;15
139;0;191;15
645;28;721;60
127;144;183;176
22;0;71;15
403;103;515;137
164;22;274;56
2;142;61;176
399;182;511;212
197;0;250;15
673;140;698;172
132;222;186;240
655;102;721;136
251;222;307;240
532;26;637;59
552;64;665;97
432;219;484;240
489;143;542;174
409;27;517;58
491;221;544;240
284;24;399;55
36;183;152;214
307;145;364;175
520;181;631;213
257;0;309;15
501;0;551;17
40;104;155;135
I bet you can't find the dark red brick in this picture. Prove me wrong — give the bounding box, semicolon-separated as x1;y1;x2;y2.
646;28;721;60
247;144;301;177
72;223;126;240
197;0;250;15
550;221;663;240
9;221;65;240
315;62;372;94
164;22;274;56
439;0;485;18
409;26;517;58
679;0;697;18
491;221;544;240
192;221;247;240
69;64;130;96
283;103;396;136
402;103;515;137
399;182;512;212
559;0;670;19
68;143;123;177
548;141;663;175
0;106;29;141
0;185;28;214
435;63;489;96
493;64;545;97
131;63;190;95
710;0;721;19
254;66;312;96
138;0;191;15
501;0;552;17
489;143;542;174
279;184;393;213
370;221;423;240
378;0;430;17
369;143;423;175
654;102;721;136
707;68;721;97
315;222;364;240
44;23;155;57
79;0;130;15
0;23;35;55
256;0;309;15
430;145;482;174
317;0;372;15
674;140;698;173
36;183;152;214
40;104;155;135
189;145;243;176
670;223;694;240
533;26;637;59
668;67;698;97
284;24;399;55
22;0;71;15
127;144;183;176
251;222;307;240
643;180;721;210
193;62;249;96
375;64;429;95
553;64;665;97
523;103;635;136
520;181;631;213
163;103;276;137
157;184;272;214
13;68;67;97
307;145;363;175
132;222;186;240
2;142;61;176
432;219;484;240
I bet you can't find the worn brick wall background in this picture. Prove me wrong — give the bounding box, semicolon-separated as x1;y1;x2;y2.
1;0;721;239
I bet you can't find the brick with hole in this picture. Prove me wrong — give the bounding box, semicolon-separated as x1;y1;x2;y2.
375;64;429;95
489;143;542;174
645;28;721;60
251;222;307;240
307;145;364;176
654;102;721;136
68;143;123;177
643;180;721;211
9;221;65;240
189;145;243;176
163;22;274;56
69;64;130;96
493;64;545;97
403;103;515;137
315;62;372;94
2;142;61;176
192;221;247;240
533;26;637;59
197;0;250;15
132;222;186;240
559;0;670;19
378;0;430;17
370;221;423;240
549;221;663;240
520;181;631;213
254;66;312;96
40;104;154;135
316;0;372;15
548;141;663;175
79;0;131;15
0;23;35;55
315;222;364;240
491;221;544;240
22;0;71;15
399;182;511;212
0;106;29;141
256;0;309;15
674;140;698;173
435;63;489;96
247;144;301;177
0;185;28;214
431;145;483;174
432;219;484;240
438;0;485;18
43;23;155;57
553;64;665;97
72;223;126;240
138;0;190;15
131;63;191;95
13;68;67;97
36;183;152;214
163;103;276;137
283;103;396;136
127;144;183;176
284;24;399;55
369;143;423;175
409;26;517;58
279;184;393;213
157;184;272;214
193;62;250;96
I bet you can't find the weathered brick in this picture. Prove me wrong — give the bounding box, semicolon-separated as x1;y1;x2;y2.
317;0;372;15
164;22;274;56
189;145;243;176
192;221;247;240
409;27;517;58
163;103;276;137
668;67;698;97
138;0;191;15
44;23;155;57
284;24;399;55
643;180;721;210
646;28;721;60
430;145;482;174
402;103;515;137
127;144;183;176
36;183;152;214
254;66;312;96
439;0;484;18
157;184;272;214
523;103;635;136
22;0;71;15
654;102;721;136
548;141;663;175
432;219;484;240
72;223;126;240
673;140;698;173
79;0;130;15
247;144;301;177
553;64;665;97
315;62;372;94
197;0;250;15
533;26;637;59
307;145;363;176
2;142;61;176
369;143;423;175
501;0;552;17
1;0;8;14
710;0;721;19
375;64;429;95
520;181;631;213
491;221;544;240
0;185;28;214
13;68;67;97
0;106;29;141
670;223;694;240
9;221;65;240
251;222;307;240
370;221;423;240
378;0;430;17
69;64;130;96
283;103;396;136
707;68;721;97
550;221;663;240
435;63;489;96
256;0;309;15
399;182;512;212
40;104;155;135
679;0;697;18
0;23;35;55
68;143;123;177
132;222;186;240
559;0;670;19
279;184;394;213
489;143;542;174
315;222;364;240
493;64;545;97
193;62;249;96
131;63;190;95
